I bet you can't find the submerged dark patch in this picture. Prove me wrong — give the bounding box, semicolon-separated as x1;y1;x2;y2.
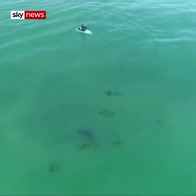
79;142;92;150
99;109;115;117
104;90;121;96
77;129;97;145
48;162;58;173
112;139;122;146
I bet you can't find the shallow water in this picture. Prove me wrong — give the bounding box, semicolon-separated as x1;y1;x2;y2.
1;0;196;195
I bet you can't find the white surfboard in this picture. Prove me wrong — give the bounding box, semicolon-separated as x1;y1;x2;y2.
76;27;92;35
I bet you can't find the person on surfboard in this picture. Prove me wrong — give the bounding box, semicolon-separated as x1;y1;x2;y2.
79;24;87;31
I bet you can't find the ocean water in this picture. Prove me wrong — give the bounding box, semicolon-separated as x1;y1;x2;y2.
1;0;196;195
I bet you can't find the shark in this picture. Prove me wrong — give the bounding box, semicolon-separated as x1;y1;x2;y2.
77;129;98;146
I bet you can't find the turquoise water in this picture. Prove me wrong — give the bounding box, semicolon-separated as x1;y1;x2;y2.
1;0;196;195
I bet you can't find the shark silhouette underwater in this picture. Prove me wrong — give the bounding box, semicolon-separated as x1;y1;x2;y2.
77;129;98;149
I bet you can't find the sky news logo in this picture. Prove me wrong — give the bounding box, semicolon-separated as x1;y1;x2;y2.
11;11;46;20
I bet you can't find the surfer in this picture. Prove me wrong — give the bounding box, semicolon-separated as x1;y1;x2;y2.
76;24;92;34
79;24;87;31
